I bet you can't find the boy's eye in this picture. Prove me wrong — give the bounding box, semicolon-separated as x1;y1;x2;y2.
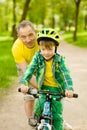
49;48;52;50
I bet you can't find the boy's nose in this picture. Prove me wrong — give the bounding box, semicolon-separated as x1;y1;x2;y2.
45;50;48;54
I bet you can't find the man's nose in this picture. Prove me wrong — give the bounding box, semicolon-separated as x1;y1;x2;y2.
25;36;30;42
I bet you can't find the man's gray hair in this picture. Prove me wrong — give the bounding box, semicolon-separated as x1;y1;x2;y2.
17;20;35;34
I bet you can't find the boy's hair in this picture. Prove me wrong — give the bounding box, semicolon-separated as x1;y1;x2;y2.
17;20;35;34
39;40;56;50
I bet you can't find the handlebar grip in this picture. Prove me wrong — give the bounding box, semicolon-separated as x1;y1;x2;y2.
73;93;78;98
18;87;31;94
18;88;21;92
63;93;78;98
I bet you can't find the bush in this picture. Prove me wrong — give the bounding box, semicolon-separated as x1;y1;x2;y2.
0;37;17;89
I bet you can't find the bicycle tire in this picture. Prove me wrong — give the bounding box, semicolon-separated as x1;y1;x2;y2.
42;127;53;130
36;126;53;130
36;126;47;130
40;126;49;130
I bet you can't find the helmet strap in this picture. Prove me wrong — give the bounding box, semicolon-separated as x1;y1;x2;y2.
55;46;57;53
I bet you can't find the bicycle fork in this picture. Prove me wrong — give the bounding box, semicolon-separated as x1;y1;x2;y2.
37;101;53;130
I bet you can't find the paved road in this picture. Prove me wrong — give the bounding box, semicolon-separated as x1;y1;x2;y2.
59;40;87;130
0;40;87;130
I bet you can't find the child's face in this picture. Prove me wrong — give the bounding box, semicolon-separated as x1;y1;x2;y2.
39;45;55;60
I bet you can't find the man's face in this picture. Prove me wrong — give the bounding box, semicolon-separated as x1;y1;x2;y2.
18;25;36;48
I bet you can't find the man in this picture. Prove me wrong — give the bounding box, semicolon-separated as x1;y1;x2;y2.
12;20;72;130
12;20;38;126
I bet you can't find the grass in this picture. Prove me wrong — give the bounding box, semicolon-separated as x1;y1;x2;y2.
0;37;17;90
62;30;87;48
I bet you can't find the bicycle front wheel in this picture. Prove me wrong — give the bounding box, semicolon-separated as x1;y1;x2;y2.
36;126;53;130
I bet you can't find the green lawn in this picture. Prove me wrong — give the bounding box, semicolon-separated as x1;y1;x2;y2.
0;37;17;90
62;30;87;48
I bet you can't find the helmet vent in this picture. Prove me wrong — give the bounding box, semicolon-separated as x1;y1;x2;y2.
37;28;60;46
50;31;55;34
42;30;44;34
46;30;49;34
55;35;59;38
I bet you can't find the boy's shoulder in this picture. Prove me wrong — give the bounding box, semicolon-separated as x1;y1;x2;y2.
55;53;65;62
35;51;40;56
34;51;44;59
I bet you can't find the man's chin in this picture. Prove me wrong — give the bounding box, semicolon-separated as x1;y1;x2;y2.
27;43;35;48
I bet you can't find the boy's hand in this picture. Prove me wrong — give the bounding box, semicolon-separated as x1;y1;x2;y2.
65;90;74;98
20;84;28;93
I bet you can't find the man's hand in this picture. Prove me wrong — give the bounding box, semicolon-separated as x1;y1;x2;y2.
65;90;74;98
20;84;28;93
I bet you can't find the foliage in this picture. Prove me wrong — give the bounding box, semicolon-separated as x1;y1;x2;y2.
0;0;86;33
28;0;47;25
58;0;75;30
63;30;87;48
0;37;17;89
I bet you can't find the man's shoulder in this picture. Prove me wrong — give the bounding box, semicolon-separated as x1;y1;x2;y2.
13;38;23;47
12;39;23;51
12;39;23;56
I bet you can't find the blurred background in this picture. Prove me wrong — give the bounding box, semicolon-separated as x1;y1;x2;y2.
0;0;87;40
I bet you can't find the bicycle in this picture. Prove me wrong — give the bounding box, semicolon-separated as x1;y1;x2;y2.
18;88;78;130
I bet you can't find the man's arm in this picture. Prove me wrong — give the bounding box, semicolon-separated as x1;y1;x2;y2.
29;75;38;89
18;61;27;72
19;61;38;89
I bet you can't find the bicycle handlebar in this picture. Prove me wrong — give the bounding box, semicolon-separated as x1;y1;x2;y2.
38;90;78;98
18;88;78;98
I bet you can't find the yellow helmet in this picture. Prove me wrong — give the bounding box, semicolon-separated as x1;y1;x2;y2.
37;28;60;46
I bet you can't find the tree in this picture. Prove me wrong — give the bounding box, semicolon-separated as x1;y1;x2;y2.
58;0;75;31
28;0;47;26
73;0;81;41
12;0;31;40
12;0;17;40
20;0;31;22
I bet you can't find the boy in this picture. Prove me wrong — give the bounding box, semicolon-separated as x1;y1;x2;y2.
20;28;74;130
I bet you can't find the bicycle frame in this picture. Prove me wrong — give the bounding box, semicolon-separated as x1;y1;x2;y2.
36;91;64;130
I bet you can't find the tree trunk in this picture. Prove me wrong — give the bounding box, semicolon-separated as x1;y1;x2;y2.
12;0;31;41
73;0;81;41
20;0;31;22
84;15;87;30
12;0;17;41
